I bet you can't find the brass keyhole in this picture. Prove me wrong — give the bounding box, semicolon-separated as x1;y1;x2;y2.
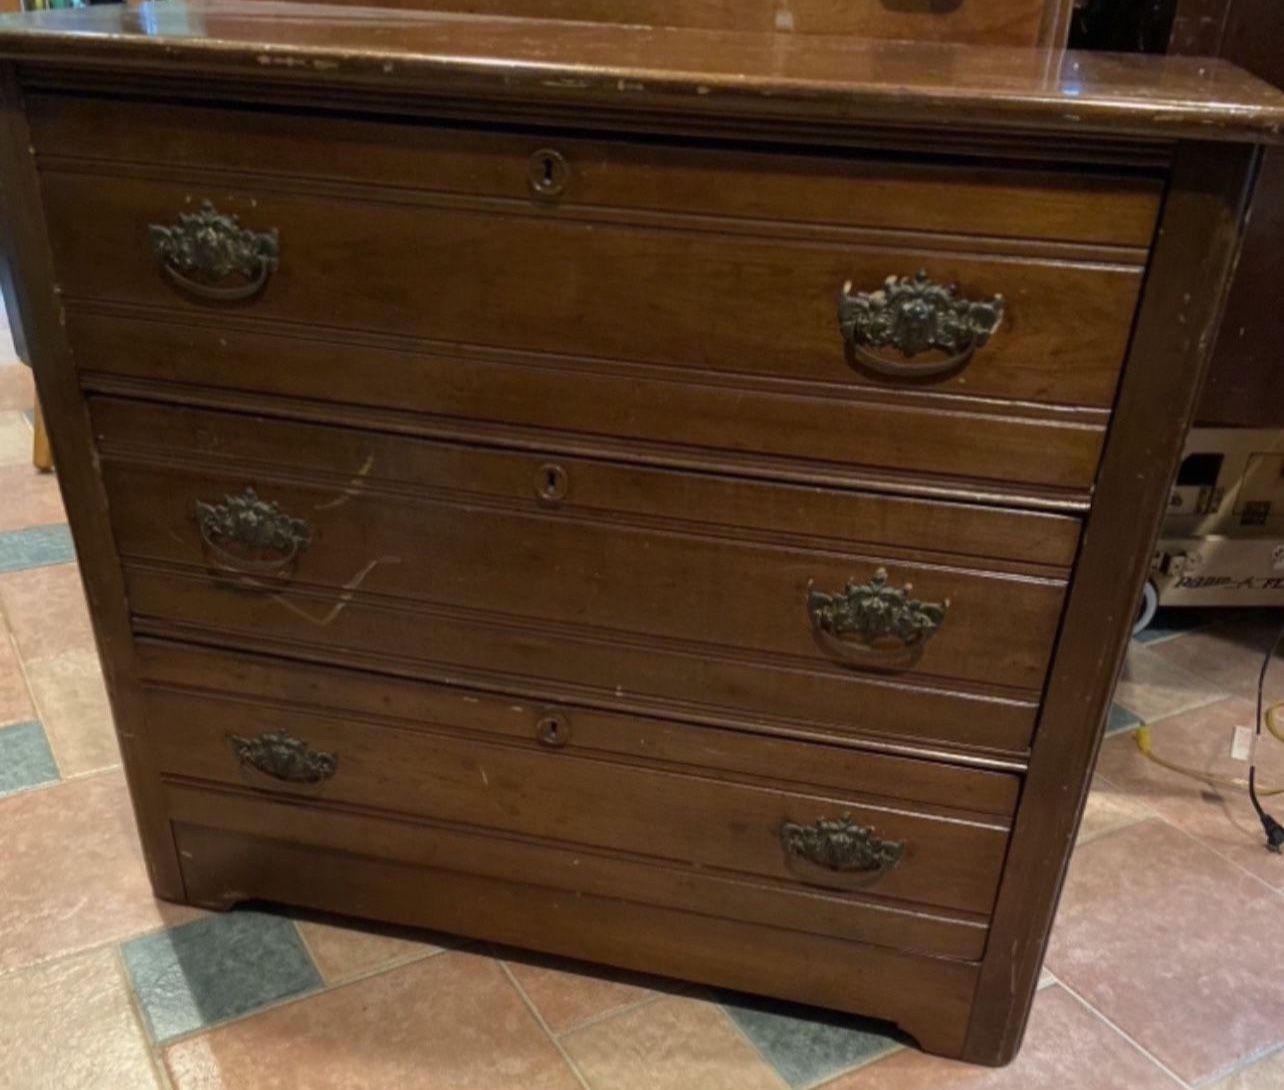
537;712;570;748
528;148;569;198
535;462;568;504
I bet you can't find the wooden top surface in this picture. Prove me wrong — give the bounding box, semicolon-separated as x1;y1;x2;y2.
1;1;1283;143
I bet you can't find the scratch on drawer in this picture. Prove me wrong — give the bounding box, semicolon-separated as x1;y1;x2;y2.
313;454;376;512
270;554;400;626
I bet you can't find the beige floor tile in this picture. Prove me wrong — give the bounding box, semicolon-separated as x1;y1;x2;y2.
164;951;580;1090
1112;643;1227;723
0;464;64;534
562;994;787;1090
0;563;95;664
1211;1047;1284;1089
0;410;30;467
505;952;661;1034
1045;820;1284;1086
1096;697;1284;888
0;362;34;411
25;649;119;777
0;612;34;727
822;986;1178;1089
1153;617;1284;702
295;915;440;984
0;947;162;1090
0;770;199;974
1076;775;1155;845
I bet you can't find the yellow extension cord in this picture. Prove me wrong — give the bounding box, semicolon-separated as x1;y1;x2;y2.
1133;700;1284;796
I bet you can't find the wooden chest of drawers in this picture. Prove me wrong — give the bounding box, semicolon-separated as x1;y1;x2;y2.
1;1;1281;1065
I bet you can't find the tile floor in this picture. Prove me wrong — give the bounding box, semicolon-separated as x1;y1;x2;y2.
2;334;1283;1089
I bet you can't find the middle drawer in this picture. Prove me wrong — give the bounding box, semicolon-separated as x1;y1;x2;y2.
94;399;1074;754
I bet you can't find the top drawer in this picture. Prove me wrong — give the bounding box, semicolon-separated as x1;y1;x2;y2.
33;98;1158;412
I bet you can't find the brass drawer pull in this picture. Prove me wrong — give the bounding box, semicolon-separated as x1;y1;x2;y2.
837;270;1004;378
196;487;312;579
808;567;948;668
228;730;337;784
149;200;279;301
781;815;903;883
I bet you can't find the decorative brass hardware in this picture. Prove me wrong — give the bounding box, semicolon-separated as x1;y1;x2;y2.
528;148;570;197
228;730;337;784
781;815;903;879
534;463;568;504
149;200;279;301
837;270;1004;378
808;568;949;667
536;712;571;748
196;487;312;578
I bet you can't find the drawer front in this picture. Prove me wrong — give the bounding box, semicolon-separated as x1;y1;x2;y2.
29;96;1162;248
95;403;1070;695
45;172;1143;406
140;664;1014;919
71;312;1108;493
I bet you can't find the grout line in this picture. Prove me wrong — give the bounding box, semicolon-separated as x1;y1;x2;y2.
1057;980;1193;1090
1197;1041;1284;1089
292;919;446;991
111;942;173;1090
498;959;595;1090
709;1002;794;1090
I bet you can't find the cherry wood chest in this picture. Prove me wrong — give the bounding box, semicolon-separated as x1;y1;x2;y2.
1;1;1281;1065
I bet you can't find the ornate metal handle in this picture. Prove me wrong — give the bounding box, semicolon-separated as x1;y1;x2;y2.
196;487;312;580
149;200;279;301
781;815;903;885
228;730;337;784
808;567;949;668
837;270;1005;378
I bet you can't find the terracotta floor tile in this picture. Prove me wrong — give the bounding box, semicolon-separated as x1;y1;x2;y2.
1076;775;1155;845
503;950;664;1035
164;950;580;1090
1211;1047;1284;1089
1112;643;1227;723
0;562;95;663
0;410;30;467
0;362;33;411
1045;820;1284;1086
0;611;34;727
1096;697;1284;888
0;465;64;533
25;649;120;777
0;770;199;974
295;914;442;984
0;946;162;1090
562;994;788;1090
820;986;1178;1090
1153;616;1284;701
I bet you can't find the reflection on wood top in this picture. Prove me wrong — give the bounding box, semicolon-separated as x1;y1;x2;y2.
1;0;1282;142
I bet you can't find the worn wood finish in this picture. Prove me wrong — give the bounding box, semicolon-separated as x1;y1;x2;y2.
92;399;1082;570
3;3;1284;142
41;172;1147;414
0;66;185;900
962;142;1261;1064
75;315;1110;495
172;807;980;1056
1;1;1278;1067
255;0;1070;47
143;685;1014;917
28;94;1162;248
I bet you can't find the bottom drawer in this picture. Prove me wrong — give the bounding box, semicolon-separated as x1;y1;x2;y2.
167;784;979;1058
140;643;1015;946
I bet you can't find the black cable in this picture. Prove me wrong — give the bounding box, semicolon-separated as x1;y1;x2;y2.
1249;620;1284;854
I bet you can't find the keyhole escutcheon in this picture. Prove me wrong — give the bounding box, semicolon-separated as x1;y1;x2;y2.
537;712;570;748
535;462;569;504
528;148;570;198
